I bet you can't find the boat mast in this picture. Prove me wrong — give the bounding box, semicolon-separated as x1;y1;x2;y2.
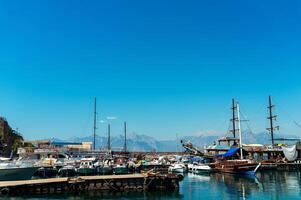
231;98;236;138
93;97;97;150
267;95;278;146
236;102;243;160
107;123;111;151
176;133;179;153
124;121;127;152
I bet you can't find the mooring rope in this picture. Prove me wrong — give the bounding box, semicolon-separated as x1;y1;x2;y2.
103;179;118;191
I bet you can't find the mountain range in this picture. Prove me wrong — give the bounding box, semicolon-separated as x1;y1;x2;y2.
52;131;301;152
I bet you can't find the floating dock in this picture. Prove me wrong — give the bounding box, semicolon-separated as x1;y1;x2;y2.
0;173;182;196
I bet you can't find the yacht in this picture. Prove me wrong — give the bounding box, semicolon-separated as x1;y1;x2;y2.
0;158;40;181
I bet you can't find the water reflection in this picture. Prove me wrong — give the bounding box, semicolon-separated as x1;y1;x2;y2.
181;173;260;200
3;172;301;199
181;171;301;200
257;171;301;199
7;190;184;200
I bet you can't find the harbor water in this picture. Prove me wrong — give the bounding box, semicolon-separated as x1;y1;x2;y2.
2;171;301;199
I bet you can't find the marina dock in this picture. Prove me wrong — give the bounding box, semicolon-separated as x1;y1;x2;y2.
0;173;182;196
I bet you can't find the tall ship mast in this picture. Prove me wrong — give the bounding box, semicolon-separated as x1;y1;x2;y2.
217;98;240;147
231;98;237;138
267;96;279;146
236;102;243;160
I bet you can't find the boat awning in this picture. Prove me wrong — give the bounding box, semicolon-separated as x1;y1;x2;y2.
215;148;240;158
190;157;204;162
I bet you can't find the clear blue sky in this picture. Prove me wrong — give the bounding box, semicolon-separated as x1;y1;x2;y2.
0;0;300;140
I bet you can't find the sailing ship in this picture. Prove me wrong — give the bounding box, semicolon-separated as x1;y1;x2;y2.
211;101;261;176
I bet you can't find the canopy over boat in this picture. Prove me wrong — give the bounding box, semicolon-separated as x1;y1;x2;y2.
190;157;204;162
215;148;240;158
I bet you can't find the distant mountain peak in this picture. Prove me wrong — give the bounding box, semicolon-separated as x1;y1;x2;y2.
192;130;222;137
49;131;300;152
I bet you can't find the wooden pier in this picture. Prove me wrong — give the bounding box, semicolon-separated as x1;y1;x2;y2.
0;173;183;196
260;162;301;171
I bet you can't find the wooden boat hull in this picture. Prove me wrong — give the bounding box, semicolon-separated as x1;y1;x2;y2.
216;169;256;177
212;160;259;177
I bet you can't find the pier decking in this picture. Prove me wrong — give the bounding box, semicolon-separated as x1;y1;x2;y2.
0;173;182;196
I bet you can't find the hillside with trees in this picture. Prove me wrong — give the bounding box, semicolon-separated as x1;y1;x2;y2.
0;117;23;156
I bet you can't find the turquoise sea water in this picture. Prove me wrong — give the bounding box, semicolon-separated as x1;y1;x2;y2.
3;171;301;199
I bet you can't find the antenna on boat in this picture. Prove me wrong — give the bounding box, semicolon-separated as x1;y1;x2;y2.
124;121;127;152
93;97;97;150
236;102;243;160
267;96;279;146
107;123;111;152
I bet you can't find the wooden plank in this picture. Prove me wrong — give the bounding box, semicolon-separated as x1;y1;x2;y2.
80;174;146;180
0;178;68;187
0;174;147;188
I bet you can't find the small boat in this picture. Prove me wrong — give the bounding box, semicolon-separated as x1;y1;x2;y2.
58;165;77;177
192;164;212;174
97;162;113;175
33;167;58;179
77;158;97;176
94;160;113;175
168;163;186;173
113;164;129;175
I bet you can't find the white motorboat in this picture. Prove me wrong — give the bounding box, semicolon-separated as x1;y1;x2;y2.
168;163;186;173
192;164;212;174
0;159;40;181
